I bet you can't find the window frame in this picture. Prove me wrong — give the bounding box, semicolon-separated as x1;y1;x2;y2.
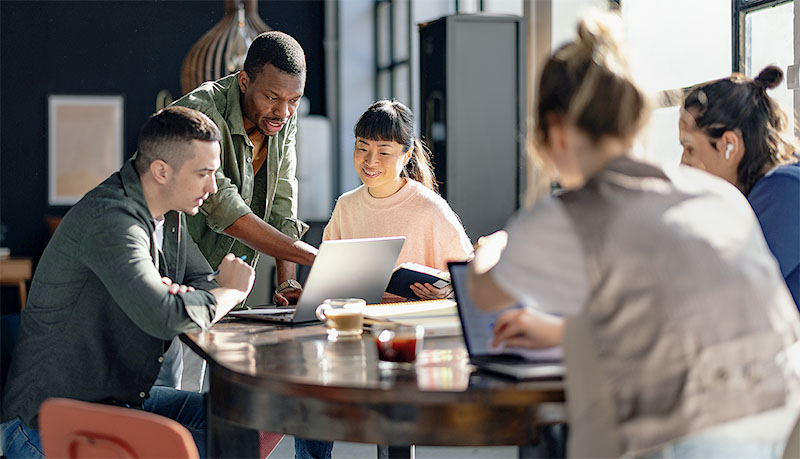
732;0;792;73
374;0;412;100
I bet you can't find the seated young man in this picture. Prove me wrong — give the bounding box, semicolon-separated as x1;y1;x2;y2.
0;106;255;458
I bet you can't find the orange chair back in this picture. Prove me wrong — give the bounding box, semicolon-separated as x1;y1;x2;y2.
39;397;199;459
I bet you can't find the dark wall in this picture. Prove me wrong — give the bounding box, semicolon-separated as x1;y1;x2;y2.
0;0;326;311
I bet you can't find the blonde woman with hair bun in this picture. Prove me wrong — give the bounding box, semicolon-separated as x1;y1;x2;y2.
469;11;800;458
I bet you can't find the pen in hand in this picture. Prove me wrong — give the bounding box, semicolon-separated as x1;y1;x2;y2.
207;255;247;281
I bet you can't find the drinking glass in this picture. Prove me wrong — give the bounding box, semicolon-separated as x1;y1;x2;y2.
372;323;425;370
315;298;365;340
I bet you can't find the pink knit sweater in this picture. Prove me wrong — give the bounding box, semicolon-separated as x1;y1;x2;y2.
323;179;473;272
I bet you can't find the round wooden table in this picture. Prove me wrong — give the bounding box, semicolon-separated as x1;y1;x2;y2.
182;319;565;458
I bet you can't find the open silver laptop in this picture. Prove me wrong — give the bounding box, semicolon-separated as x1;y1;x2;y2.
448;261;564;380
230;237;405;324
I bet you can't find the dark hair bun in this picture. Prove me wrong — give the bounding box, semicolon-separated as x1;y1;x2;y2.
755;65;783;90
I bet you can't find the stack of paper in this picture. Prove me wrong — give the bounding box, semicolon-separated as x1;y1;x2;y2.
364;299;462;337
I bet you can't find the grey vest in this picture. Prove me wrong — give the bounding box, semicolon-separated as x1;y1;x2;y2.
559;157;800;457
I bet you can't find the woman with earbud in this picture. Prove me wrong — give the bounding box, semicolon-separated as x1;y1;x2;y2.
679;65;800;308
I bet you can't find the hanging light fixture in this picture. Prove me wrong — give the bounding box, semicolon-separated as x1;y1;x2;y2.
180;0;270;94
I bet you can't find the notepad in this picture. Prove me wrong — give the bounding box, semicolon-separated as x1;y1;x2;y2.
364;299;462;337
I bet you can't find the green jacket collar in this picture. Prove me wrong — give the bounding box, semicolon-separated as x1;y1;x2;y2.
222;72;250;140
119;158;152;218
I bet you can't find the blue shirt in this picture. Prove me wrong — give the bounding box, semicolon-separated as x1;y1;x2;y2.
748;162;800;309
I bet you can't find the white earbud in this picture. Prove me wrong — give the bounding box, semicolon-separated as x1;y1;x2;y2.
724;143;733;160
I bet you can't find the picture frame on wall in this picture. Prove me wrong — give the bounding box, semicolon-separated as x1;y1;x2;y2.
48;95;124;206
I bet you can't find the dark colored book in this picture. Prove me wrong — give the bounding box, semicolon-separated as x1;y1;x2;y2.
385;262;451;300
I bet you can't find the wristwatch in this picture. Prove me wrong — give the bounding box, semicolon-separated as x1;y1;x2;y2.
275;279;302;294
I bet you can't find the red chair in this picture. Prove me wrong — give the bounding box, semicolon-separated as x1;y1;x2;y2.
39;397;199;458
259;431;283;458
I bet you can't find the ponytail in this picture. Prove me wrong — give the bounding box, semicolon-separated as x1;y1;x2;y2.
402;138;438;193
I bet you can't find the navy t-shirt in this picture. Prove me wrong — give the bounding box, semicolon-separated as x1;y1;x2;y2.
748;162;800;309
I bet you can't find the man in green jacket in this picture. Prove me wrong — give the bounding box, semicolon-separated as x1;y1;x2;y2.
0;107;255;458
172;31;317;307
172;31;333;459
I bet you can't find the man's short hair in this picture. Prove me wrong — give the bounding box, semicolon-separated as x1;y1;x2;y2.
243;31;306;78
134;106;221;175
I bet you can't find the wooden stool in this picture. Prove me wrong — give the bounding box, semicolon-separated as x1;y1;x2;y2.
0;257;32;310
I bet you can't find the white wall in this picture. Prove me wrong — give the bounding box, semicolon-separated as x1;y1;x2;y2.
622;0;731;170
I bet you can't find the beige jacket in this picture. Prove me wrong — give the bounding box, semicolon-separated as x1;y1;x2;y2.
559;157;800;457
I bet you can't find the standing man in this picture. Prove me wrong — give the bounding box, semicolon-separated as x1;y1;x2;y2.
173;31;317;307
173;31;333;459
0;106;255;458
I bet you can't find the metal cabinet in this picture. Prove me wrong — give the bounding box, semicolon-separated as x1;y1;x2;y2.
420;14;526;241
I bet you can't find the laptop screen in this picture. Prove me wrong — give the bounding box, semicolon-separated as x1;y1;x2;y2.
448;261;563;362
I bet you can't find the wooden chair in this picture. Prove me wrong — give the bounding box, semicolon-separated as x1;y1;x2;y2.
39;397;199;458
0;257;32;310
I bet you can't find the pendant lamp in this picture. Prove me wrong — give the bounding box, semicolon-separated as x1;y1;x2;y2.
180;0;270;94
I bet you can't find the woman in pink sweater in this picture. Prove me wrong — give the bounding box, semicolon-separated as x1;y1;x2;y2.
323;100;473;300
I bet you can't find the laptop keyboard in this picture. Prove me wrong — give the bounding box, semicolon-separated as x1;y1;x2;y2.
474;354;525;365
475;353;559;365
